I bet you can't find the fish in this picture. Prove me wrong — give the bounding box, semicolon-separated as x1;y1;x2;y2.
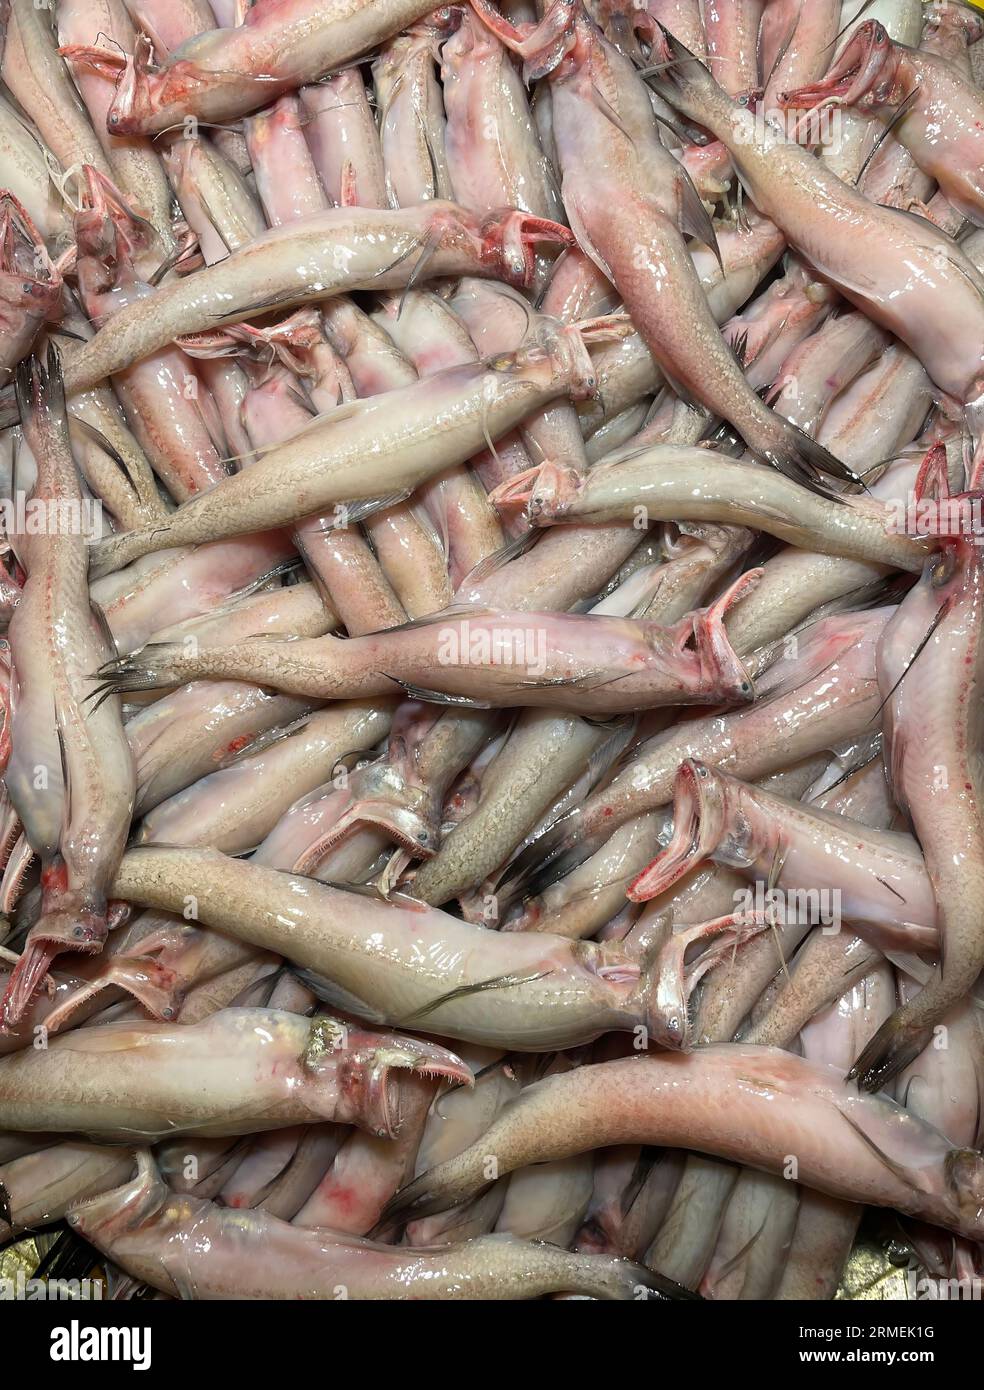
0;1007;470;1140
385;1045;984;1241
63;202;575;396
68;1150;694;1299
90;582;758;715
849;533;984;1091
108;843;732;1051
645;22;984;418
1;350;135;1028
781;19;984;230
66;0;455;133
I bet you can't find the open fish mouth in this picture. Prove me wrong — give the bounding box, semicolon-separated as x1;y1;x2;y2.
363;1036;474;1137
777;20;898;111
1;912;108;1030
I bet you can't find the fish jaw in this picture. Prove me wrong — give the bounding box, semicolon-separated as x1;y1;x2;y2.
40;955;186;1035
490;459;584;523
628;758;732;902
946;1150;984;1237
61;39;147;135
307;1018;472;1140
313;724;449;862
468;0;581;82
94;36;252;138
778;20;906;115
643;911;772;1051
74;165;161;286
272;783;438;877
327;789;440;863
0;907;109;1029
473;209;576;290
67;1150;168;1249
0;194;62;370
687;567;761;702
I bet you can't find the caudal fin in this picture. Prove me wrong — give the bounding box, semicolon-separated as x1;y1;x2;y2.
88;527;159;581
846;1004;935;1093
756;415;864;498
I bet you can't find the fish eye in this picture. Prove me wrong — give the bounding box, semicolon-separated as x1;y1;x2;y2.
932;550;957;587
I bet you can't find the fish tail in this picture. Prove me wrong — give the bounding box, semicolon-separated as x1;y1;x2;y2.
88;642;195;700
846;1001;937;1094
760;413;864;496
88;527;159;581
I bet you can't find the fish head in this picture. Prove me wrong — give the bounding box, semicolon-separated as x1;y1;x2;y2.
0;195;62;330
442;3;501;70
230;309;326;378
85;165;159;260
681;567;759;704
630;907;769;1050
926;529;984;601
627;758;731;901
73;166;161;306
492;458;584;524
910;438;984;554
468;0;580;82
334;757;441;861
307;1016;472;1139
376;10;461;89
945;1149;984;1234
67;1150;170;1244
777;21;903;115
924;1;984;51
471;208;576;289
356;800;438;860
293;753;440;863
62;36;165;138
534;315;634;400
589;0;658;69
99;35;169;138
412;6;464;49
0;905;110;1030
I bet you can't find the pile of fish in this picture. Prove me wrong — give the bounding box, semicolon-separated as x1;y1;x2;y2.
0;0;982;1302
